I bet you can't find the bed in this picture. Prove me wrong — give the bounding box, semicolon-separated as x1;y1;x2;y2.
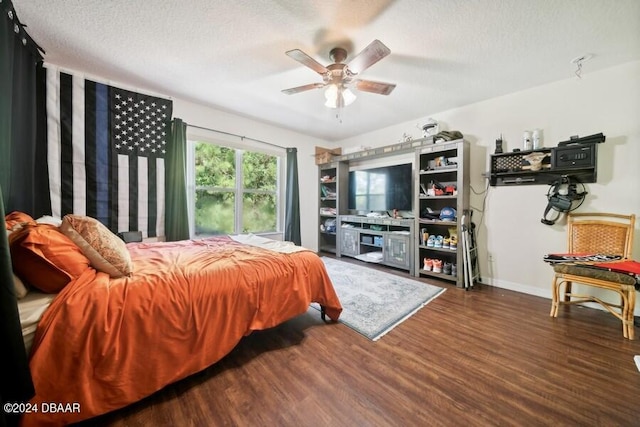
7;215;341;426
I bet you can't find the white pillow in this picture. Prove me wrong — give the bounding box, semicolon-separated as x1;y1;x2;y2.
13;273;29;299
7;228;29;298
36;215;63;227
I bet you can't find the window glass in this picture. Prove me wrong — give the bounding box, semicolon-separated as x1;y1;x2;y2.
192;140;280;236
242;192;277;233
195;144;235;188
195;190;235;234
243;151;276;190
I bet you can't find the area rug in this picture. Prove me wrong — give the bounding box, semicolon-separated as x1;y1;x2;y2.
313;257;445;341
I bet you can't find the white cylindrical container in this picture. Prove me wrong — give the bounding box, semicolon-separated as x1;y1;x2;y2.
532;129;543;149
523;131;532;151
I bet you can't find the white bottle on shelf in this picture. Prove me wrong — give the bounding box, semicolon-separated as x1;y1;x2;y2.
523;131;532;151
532;129;543;149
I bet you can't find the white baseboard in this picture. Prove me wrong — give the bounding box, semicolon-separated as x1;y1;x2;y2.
480;276;550;299
482;276;640;317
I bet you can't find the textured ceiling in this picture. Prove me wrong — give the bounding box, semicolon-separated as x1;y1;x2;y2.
12;0;640;142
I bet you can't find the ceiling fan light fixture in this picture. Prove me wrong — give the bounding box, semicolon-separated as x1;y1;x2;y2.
324;85;356;109
283;40;393;111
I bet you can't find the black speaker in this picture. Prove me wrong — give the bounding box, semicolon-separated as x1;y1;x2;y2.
118;231;143;243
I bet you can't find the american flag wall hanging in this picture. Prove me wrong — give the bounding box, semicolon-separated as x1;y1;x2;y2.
45;67;173;238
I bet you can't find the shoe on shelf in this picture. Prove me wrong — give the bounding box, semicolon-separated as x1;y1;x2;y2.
421;230;429;246
423;258;433;271
427;235;436;248
432;259;443;273
442;237;450;249
449;235;458;251
452;264;458;277
443;262;452;275
434;235;444;249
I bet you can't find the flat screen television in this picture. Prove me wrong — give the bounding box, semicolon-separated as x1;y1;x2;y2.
348;163;413;212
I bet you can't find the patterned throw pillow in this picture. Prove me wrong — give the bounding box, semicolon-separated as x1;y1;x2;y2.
60;215;133;278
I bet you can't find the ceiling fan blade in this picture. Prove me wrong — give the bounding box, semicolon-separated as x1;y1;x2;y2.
285;49;329;74
354;79;396;95
281;82;326;95
347;40;391;74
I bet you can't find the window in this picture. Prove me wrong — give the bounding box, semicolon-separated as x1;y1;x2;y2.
188;139;282;236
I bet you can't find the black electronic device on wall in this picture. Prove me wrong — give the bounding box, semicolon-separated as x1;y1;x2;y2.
552;143;597;169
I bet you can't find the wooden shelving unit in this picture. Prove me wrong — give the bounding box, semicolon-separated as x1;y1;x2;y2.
414;140;470;287
318;162;348;254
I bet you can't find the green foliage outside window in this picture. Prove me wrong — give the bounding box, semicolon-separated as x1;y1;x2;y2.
195;144;235;188
194;142;278;235
243;151;276;190
242;192;276;233
195;190;235;234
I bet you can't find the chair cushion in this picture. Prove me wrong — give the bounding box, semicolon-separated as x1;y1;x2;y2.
553;263;636;285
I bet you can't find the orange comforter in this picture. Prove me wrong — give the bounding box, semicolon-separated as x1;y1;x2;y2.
22;236;341;426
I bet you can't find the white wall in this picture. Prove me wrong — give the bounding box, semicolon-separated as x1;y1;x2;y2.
50;60;639;313
172;98;335;250
336;61;640;313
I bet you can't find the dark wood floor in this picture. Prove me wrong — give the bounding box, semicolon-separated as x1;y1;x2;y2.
76;258;640;426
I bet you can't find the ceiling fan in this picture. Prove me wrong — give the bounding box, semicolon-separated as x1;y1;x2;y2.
282;39;396;109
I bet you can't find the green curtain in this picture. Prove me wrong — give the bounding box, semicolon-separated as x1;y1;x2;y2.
284;147;301;245
0;0;49;216
0;186;35;427
1;3;41;425
165;118;190;241
0;2;13;209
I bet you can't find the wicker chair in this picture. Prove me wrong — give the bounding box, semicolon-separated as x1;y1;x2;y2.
550;212;636;339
